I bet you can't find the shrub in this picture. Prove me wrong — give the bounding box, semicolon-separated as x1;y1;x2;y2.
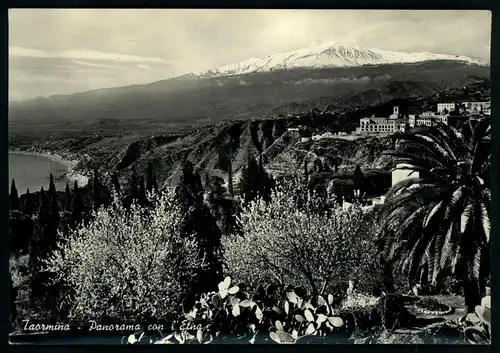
348;210;388;296
224;178;366;297
438;275;464;296
43;189;202;323
126;277;346;345
10;254;30;288
415;298;450;312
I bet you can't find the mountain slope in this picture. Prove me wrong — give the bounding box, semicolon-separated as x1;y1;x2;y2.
9;60;490;139
105;119;394;192
193;42;488;78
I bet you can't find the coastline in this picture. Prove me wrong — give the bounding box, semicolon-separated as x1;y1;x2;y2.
9;150;77;170
9;150;89;187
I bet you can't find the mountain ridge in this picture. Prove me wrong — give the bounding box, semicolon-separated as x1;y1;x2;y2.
9;61;489;131
191;42;489;79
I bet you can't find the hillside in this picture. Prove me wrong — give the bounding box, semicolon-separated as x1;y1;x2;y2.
9;61;489;140
9;78;490;195
104;120;394;191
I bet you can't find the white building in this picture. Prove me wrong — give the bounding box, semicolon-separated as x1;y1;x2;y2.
470;101;491;113
391;164;419;186
437;103;456;114
356;106;407;135
312;132;336;140
408;112;450;127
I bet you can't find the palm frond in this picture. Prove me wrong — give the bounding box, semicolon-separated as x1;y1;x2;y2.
479;200;491;243
439;224;454;270
460;202;475;234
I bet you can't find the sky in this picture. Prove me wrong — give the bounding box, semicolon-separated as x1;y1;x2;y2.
9;9;491;101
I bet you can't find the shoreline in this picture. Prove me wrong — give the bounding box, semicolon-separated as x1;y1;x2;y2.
9;150;77;170
9;149;89;187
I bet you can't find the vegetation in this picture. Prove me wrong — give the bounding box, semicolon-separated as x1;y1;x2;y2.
8;106;491;344
376;118;491;313
225;177;366;297
43;190;201;323
415;298;450;312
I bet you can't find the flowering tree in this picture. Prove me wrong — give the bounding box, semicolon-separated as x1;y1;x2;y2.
43;189;202;323
224;178;366;297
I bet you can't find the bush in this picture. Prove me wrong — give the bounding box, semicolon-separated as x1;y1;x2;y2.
224;178;367;297
126;276;346;345
10;254;30;288
415;298;450;312
43;189;202;323
438;275;464;296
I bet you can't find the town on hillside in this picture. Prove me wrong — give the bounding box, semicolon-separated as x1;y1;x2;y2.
354;100;490;136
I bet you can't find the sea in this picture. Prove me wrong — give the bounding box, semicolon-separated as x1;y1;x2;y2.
8;152;72;194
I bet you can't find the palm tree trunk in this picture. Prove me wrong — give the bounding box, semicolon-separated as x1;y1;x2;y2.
463;278;481;313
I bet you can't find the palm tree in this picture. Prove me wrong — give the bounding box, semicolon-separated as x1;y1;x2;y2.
376;119;490;313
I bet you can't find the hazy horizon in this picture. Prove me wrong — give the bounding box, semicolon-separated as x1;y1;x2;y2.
9;9;491;102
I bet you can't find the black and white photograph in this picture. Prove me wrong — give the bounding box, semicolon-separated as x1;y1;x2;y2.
8;9;491;345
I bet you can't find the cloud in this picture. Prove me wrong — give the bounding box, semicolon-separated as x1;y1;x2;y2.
10;46;168;64
9;46;53;57
137;64;151;69
72;59;116;68
8;9;491;100
290;76;373;85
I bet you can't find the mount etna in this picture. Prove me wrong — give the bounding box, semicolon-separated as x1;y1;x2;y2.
9;43;489;137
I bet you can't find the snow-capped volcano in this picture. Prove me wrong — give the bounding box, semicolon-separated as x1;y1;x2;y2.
194;41;489;78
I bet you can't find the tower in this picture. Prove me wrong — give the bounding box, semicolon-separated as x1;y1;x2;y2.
393;106;399;116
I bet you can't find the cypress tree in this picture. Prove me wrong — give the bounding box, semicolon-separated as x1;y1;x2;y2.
257;152;273;202
92;169;102;211
49;191;60;216
151;174;158;193
335;183;343;206
48;173;56;201
353;164;365;199
29;187;50;271
258;153;264;192
38;187;50;225
23;188;35;216
228;158;234;197
138;176;148;206
205;176;239;237
130;172;139;201
111;171;121;194
71;181;83;227
64;182;72;212
48;193;60;249
146;163;155;193
177;161;204;208
177;160;223;294
239;155;261;203
10;179;21;211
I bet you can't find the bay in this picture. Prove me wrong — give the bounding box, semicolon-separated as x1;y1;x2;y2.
8;152;73;194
